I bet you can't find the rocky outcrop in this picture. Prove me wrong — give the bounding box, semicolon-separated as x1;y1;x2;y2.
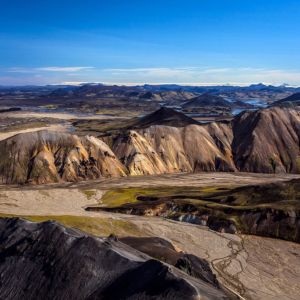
0;218;231;300
120;236;220;288
93;179;300;243
238;208;300;242
98;196;300;243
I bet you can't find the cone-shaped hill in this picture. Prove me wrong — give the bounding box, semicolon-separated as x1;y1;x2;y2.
132;107;199;128
182;94;232;108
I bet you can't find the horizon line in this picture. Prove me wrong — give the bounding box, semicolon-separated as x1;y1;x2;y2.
1;82;299;88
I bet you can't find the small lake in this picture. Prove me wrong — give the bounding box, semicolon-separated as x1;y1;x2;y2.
243;98;268;107
231;98;268;116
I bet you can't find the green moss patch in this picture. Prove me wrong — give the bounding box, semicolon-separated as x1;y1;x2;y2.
99;185;235;208
0;213;146;237
81;189;97;200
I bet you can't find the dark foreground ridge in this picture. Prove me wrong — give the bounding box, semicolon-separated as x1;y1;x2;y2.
0;218;232;300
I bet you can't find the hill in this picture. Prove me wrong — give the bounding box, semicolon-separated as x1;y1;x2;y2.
274;92;300;107
132;107;199;128
182;94;233;108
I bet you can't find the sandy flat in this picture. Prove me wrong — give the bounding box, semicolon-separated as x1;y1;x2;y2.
2;111;127;120
34;171;300;190
0;172;298;216
0;124;72;141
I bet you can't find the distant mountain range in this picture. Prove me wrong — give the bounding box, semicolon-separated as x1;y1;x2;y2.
2;83;300;116
1;82;299;95
182;93;252;109
141;83;300;93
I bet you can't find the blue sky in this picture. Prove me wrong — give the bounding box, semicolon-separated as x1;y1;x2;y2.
1;0;300;86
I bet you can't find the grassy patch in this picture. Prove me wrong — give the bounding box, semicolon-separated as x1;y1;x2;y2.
99;186;234;208
0;213;146;237
81;189;97;200
38;104;58;110
91;183;300;234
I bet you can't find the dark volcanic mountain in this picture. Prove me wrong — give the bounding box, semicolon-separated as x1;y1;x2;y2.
274;92;300;107
182;94;233;108
133;107;199;128
0;218;230;300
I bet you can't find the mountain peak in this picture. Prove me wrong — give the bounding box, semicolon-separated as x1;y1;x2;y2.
182;93;232;108
134;107;199;128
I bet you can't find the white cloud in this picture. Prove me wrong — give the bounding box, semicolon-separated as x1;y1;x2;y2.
7;66;94;73
7;67;34;73
2;66;300;86
99;67;300;86
37;66;94;72
60;81;90;86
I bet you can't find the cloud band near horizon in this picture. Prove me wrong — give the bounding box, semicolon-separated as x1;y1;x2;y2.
1;66;300;86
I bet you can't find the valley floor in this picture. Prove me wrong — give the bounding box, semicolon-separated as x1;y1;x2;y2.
0;172;300;299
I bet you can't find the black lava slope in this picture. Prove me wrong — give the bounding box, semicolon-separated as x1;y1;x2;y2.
0;218;231;300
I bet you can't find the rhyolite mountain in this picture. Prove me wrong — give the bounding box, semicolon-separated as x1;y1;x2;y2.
231;107;300;173
0;131;127;184
110;107;300;175
1;107;300;184
0;218;231;300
